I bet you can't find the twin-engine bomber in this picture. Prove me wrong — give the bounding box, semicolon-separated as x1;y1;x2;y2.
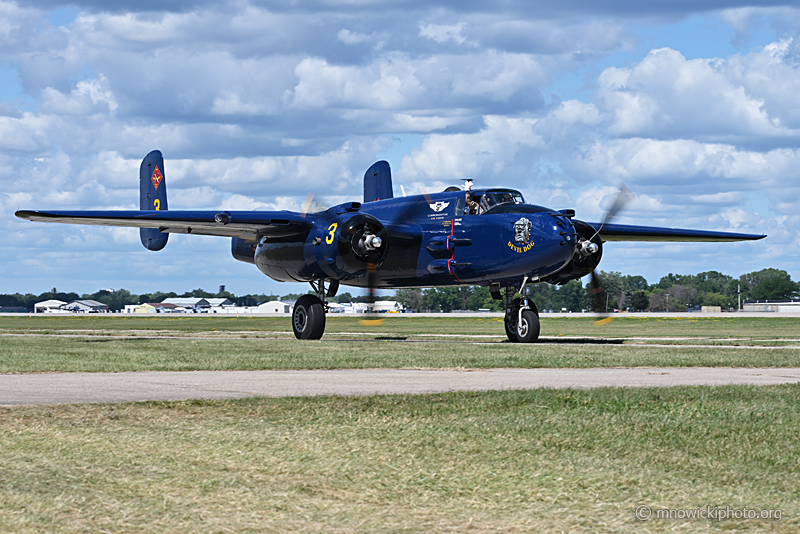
16;150;765;341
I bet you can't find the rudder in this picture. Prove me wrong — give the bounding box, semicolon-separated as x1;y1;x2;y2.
139;150;169;251
363;160;393;203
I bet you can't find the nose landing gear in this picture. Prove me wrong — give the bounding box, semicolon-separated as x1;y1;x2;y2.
503;277;540;343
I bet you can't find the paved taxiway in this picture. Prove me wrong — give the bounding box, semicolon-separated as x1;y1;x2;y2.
2;367;800;405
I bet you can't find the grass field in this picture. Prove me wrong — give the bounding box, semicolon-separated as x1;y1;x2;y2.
2;314;800;338
1;386;796;533
2;315;798;533
1;315;798;373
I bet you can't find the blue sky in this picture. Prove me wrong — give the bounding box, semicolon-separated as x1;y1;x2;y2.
2;1;799;297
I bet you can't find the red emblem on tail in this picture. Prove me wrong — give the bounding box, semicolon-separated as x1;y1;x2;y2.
151;165;163;190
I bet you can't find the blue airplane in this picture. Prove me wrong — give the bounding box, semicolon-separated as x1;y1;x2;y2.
16;150;765;341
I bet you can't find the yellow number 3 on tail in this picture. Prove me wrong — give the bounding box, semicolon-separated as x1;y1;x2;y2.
154;199;160;211
325;223;338;244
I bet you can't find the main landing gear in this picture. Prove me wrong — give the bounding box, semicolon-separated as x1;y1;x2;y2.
292;279;338;340
502;277;540;343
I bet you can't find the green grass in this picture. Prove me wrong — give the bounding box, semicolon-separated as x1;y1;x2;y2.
1;315;798;373
1;335;799;373
1;386;796;533
1;314;799;338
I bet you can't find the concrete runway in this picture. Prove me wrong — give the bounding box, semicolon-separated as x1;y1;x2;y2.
2;367;800;406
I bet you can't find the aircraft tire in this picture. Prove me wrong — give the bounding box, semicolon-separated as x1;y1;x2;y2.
504;296;522;342
515;309;540;343
504;314;519;342
292;295;326;340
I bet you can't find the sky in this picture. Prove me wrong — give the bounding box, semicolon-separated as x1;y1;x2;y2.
1;0;799;297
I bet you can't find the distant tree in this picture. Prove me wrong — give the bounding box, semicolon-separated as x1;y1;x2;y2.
667;285;698;308
585;271;625;311
422;287;461;312
549;280;585;312
740;269;798;300
630;291;649;312
395;289;424;312
649;288;666;311
624;275;649;292
751;277;798;300
702;292;729;308
694;271;734;296
657;273;694;290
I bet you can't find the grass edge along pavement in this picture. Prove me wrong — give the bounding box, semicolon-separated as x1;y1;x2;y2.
1;314;800;338
2;333;800;372
0;385;796;533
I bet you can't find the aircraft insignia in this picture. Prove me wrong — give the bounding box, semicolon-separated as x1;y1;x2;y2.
151;165;163;190
429;201;450;213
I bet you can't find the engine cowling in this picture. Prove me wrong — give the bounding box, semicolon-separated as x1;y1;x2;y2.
336;213;389;271
541;219;602;285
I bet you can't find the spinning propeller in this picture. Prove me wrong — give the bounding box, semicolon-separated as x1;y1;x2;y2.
360;187;434;326
590;184;634;325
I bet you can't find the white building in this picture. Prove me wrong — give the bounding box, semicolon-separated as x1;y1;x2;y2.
34;299;67;313
257;300;295;314
64;300;109;313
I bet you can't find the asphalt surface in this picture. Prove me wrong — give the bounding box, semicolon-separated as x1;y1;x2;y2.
2;367;800;406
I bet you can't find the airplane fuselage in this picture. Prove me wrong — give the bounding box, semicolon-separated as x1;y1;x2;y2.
253;190;577;288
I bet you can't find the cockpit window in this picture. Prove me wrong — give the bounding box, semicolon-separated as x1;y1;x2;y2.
478;190;524;213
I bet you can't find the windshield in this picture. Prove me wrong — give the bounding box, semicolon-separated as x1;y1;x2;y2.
479;190;524;213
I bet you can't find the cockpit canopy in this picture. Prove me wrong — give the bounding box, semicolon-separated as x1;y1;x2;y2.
478;189;524;212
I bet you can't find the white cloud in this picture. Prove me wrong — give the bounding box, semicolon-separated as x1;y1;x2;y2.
597;46;800;140
419;23;467;45
41;74;118;114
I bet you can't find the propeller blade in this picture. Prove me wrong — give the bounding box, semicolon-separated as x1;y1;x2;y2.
359;263;384;326
591;269;614;325
299;192;314;219
359;190;434;327
590;183;633;241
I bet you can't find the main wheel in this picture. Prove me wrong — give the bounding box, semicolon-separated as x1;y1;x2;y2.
504;313;518;342
515;309;540;343
504;296;521;342
292;295;326;340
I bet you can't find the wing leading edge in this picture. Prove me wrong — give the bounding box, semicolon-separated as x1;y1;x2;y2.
15;210;313;241
586;222;766;242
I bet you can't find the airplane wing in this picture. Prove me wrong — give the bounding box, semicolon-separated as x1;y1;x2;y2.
586;222;766;242
15;209;313;241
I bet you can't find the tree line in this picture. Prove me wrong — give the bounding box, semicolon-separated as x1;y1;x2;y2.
1;268;796;313
395;268;799;313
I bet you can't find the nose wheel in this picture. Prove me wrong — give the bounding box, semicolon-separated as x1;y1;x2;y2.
503;285;540;343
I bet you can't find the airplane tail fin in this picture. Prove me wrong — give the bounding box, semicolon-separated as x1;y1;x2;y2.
363;160;393;203
139;150;169;251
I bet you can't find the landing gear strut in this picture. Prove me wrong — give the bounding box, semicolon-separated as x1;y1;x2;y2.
292;279;334;340
503;278;540;343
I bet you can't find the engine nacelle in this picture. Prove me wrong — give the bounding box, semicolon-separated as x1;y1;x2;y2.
254;212;389;283
231;237;257;264
541;220;602;285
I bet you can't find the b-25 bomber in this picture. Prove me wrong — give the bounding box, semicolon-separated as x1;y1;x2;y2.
16;150;765;341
